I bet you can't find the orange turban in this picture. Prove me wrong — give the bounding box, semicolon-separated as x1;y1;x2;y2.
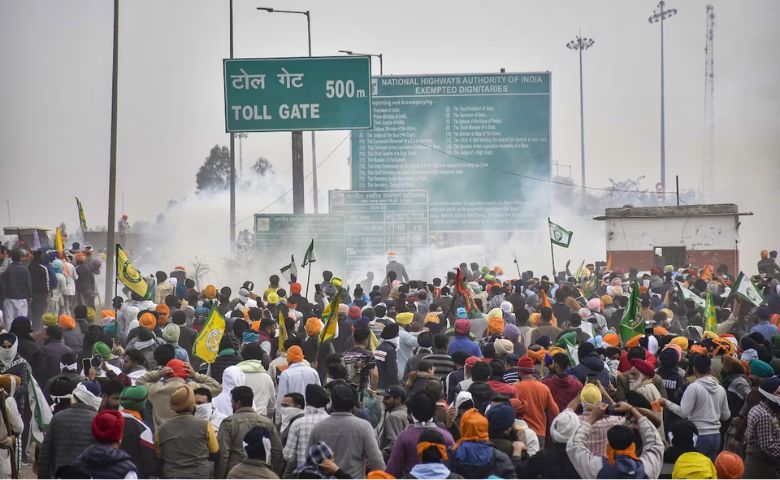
487;309;504;335
139;312;156;330
250;320;260;332
690;344;708;356
58;314;76;330
367;471;395;479
287;345;304;364
653;326;669;337
155;304;170;327
305;318;322;337
603;333;620;347
100;309;116;319
526;347;547;364
203;284;217;299
455;408;489;449
626;334;642;349
529;312;541;327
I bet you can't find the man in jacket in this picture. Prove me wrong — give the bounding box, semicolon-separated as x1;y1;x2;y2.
74;253;96;310
570;341;611;387
542;352;583;411
227;426;280;479
660;354;730;461
216;385;283;478
275;346;320;423
376;385;409;461
0;250;30;330
567;401;664;479
237;343;275;416
71;410;138;479
307;383;385;478
137;358;222;429
40;326;73;387
117;385;159;478
375;323;400;392
37;380;102;478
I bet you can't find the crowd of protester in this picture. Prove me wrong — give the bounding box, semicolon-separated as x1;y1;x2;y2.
0;243;779;479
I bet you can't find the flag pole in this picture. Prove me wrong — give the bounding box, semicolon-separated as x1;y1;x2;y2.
305;260;312;299
548;218;557;278
513;252;521;279
114;243;120;344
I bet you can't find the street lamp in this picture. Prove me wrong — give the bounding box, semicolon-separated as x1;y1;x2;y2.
649;0;677;193
565;32;594;191
338;50;383;75
257;7;319;213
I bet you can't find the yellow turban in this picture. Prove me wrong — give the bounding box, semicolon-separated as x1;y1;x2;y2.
396;312;414;325
670;336;689;351
673;451;717;479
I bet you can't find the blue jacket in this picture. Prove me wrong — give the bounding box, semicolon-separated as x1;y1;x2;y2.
448;336;482;358
447;441;515;479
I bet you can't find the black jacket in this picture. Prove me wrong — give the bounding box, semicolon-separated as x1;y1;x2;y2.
515;441;580;478
1;261;31;299
468;381;496;413
119;414;160;478
29;261;50;295
38;403;98;478
73;444;138;479
375;341;399;392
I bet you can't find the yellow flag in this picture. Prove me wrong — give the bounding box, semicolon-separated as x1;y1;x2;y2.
116;245;149;299
194;306;225;364
54;227;64;259
368;329;378;351
319;284;343;345
278;308;288;352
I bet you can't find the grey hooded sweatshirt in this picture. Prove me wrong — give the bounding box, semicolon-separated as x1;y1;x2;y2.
664;375;730;435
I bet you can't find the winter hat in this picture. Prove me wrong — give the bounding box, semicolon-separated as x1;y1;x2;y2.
714;451;744;479
503;324;520;342
170;384;195;413
631;358;655;378
494;339;514;356
396;312;414;325
287;345;304;364
454;318;471;335
455;391;474;410
500;301;513;314
42;312;58;328
305;384;329;409
119;385;148;412
550;409;580;444
749;359;774;378
92;342;112;360
517;356;534;373
486;402;516;434
578;341;596;359
417;331;433;349
73;381;102;411
58;314;76;330
381;323;400;339
166;359;188;379
305;318;323;337
139;312;156;330
580;383;602;407
92;410;124;444
162;323;180;344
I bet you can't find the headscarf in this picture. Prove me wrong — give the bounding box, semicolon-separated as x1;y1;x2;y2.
213;366;246;416
453;408;489;449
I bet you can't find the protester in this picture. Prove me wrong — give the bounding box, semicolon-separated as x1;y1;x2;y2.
283;384;331;475
227;426;280;479
71;410;139;479
447;407;517;478
376;384;409;461
513;355;559;448
742;376;780;478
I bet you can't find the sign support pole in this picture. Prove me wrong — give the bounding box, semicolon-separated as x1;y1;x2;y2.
292;132;305;213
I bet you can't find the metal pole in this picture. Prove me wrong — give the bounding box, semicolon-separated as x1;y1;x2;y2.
660;7;666;193
379;54;384;75
578;43;585;190
104;0;119;309
238;134;243;179
307;11;319;213
292;132;305;213
548;218;556;277
675;175;680;206
6;200;10;226
229;0;236;245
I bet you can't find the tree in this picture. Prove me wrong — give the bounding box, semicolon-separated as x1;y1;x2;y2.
251;157;274;177
196;145;231;192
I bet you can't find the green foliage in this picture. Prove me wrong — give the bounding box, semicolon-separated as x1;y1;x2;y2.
196;145;231;192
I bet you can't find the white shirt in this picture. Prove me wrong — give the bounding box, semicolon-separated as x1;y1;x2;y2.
276;362;320;423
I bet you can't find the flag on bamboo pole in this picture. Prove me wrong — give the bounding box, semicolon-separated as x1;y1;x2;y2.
280;255;297;283
704;289;718;333
548;219;573;248
193;305;225;364
32;230;41;250
319;282;343;345
301;239;316;268
278;307;288;352
556;330;579;365
54;227;65;259
675;281;706;309
116;244;149;299
574;260;586;281
729;272;765;307
620;282;644;343
75;197;87;233
455;268;481;319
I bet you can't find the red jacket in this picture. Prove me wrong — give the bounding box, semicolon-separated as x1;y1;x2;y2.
488;379;517;398
541;373;583;412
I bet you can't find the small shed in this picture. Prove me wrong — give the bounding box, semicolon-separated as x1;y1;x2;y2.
3;227;51;249
593;204;752;274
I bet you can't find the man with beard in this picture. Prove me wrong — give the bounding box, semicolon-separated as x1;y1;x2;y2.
743;376;780;478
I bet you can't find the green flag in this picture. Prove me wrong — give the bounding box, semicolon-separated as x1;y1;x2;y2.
280;255;297;284
620;282;644;343
675;281;706;309
549;219;573;248
556;330;579;365
729;272;765;307
704;289;718;333
301;239;316;268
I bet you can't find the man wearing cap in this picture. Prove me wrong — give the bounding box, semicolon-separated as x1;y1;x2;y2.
447;316;482;358
283;384;331;475
71;410;138;479
375;323;401;392
376;384;409;461
137;358;222;430
38;380;102;478
513;355;559;448
117;385;158;478
156;384;220;478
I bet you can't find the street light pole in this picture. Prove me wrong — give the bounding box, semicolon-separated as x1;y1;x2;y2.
104;0;119;308
649;1;677;193
258;7;316;213
229;0;236;244
566;32;594;191
338;50;384;75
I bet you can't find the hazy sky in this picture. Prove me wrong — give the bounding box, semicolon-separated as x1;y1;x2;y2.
1;0;778;263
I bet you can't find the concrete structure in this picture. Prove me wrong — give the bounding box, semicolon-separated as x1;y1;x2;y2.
594;204;752;274
3;227;51;249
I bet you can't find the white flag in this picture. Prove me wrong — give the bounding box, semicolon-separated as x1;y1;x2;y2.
280;255;297;284
675;281;706;309
548;219;573;248
731;272;765;307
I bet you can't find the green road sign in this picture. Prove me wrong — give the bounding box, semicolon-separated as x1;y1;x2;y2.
254;214;346;275
225;56;372;132
352;72;551;231
329;190;430;275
